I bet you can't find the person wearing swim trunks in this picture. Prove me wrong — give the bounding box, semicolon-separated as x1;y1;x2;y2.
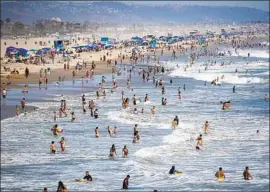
95;127;100;138
243;167;253;180
122;145;129;158
196;134;203;149
215;167;225;179
83;171;93;181
60;137;65;152
50;141;56;154
20;98;26;111
151;106;156;115
203;121;209;134
122;175;130;189
94;109;98;119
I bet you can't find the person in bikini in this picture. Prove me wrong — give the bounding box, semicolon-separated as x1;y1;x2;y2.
95;127;100;138
60;137;65;152
122;145;129;158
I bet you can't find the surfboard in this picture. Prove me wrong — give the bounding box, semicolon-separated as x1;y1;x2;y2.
136;100;140;104
217;177;224;182
128;186;144;190
174;171;183;176
74;178;84;182
172;121;177;127
74;178;92;183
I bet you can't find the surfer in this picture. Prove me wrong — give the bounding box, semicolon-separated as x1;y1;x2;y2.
122;145;129;158
122;175;130;189
169;166;177;174
233;85;236;93
50;141;56;154
215;167;225;179
174;116;179;126
60;137;65;152
83;171;93;181
203;121;210;134
95;127;100;138
109;144;117;159
243;167;253;180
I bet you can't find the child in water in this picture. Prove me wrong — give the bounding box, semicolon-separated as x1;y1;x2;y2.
50;141;56;154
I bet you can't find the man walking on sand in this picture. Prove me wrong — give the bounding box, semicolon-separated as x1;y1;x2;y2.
25;67;29;78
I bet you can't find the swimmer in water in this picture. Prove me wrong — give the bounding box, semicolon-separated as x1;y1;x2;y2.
215;167;225;179
203;121;209;134
95;127;100;138
60;137;65;152
50;141;56;154
122;145;129;158
134;108;138;114
53;111;57;122
16;105;20;116
144;94;149;102
178;91;182;100
114;126;117;136
106;126;113;137
243;167;253;180
196;134;203;149
109;144;117;159
71;112;76;122
264;94;268;101
151;106;156;115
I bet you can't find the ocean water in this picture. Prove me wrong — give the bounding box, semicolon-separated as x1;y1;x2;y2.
1;48;269;191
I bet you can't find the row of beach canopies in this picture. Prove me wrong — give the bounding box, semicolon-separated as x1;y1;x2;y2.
5;46;53;57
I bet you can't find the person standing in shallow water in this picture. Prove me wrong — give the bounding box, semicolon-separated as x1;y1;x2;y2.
122;175;130;189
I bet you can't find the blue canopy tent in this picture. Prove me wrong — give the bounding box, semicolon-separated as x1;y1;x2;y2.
6;46;17;55
17;48;28;56
104;44;114;49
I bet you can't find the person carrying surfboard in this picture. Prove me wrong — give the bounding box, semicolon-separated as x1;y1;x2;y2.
215;167;225;180
243;167;253;180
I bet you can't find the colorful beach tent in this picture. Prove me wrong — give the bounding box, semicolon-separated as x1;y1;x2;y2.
17;48;28;56
6;46;17;54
